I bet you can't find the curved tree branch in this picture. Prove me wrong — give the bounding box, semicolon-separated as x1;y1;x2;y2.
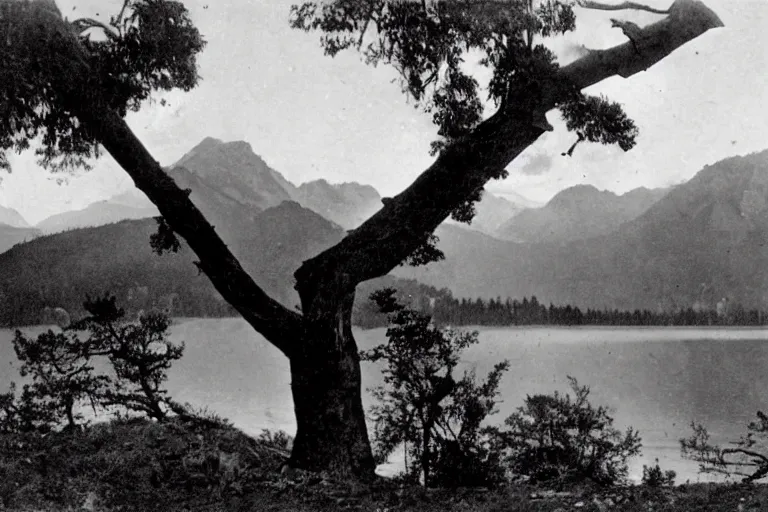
10;0;303;358
295;0;724;307
577;1;670;15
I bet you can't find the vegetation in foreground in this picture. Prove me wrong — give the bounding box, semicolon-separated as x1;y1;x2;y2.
0;416;767;512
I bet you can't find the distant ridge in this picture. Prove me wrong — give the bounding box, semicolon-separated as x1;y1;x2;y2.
496;184;667;243
396;149;768;311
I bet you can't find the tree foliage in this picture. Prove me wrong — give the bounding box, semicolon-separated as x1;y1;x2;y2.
2;294;184;432
72;294;185;420
13;328;110;429
493;376;641;485
291;0;638;206
681;413;768;483
0;382;58;434
641;458;676;487
0;0;205;173
360;288;509;487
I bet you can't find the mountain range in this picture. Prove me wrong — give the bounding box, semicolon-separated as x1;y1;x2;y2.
496;185;668;243
1;138;766;325
396;150;768;311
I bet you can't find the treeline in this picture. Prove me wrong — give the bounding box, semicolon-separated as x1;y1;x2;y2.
354;293;768;328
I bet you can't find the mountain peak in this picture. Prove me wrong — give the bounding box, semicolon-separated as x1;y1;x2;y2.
220;140;255;156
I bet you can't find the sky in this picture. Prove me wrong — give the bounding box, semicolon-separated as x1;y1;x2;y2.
1;0;768;224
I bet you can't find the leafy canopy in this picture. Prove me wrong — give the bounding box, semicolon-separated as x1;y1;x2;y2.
0;0;205;173
291;0;638;181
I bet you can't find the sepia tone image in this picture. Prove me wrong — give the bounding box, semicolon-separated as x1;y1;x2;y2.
1;0;767;510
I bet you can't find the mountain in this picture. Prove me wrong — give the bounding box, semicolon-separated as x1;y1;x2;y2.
0;223;41;255
490;189;543;209
294;179;381;229
0;200;446;327
172;137;295;211
0;205;31;228
10;137;768;321
449;191;526;235
36;200;159;235
396;150;768;311
0;201;347;326
496;185;667;243
175;138;383;229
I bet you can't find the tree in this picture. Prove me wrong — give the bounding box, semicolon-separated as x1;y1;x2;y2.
72;295;184;421
494;377;641;485
8;295;183;427
360;288;508;487
681;414;768;483
13;328;110;430
0;0;723;477
641;458;676;487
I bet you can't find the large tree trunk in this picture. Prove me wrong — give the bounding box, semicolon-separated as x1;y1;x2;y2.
290;275;375;476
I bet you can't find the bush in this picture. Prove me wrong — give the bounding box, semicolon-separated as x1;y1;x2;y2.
257;429;294;452
494;376;641;486
642;458;676;487
361;288;508;488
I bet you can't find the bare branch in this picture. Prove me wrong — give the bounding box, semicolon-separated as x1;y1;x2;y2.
577;1;670;15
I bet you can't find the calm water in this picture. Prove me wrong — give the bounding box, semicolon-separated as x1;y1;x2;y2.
3;321;768;483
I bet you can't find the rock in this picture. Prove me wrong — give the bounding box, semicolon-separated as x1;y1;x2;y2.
574;501;585;508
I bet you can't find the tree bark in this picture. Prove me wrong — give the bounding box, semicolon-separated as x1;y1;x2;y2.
288;280;374;476
14;0;722;480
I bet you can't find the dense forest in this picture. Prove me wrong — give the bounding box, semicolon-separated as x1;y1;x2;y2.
0;219;763;329
354;291;768;329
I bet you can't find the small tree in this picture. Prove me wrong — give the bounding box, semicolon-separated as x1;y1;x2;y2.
73;295;184;421
681;413;768;483
361;288;508;487
641;458;676;487
495;377;641;485
13;328;110;430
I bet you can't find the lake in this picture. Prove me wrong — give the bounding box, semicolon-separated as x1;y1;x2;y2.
3;320;768;483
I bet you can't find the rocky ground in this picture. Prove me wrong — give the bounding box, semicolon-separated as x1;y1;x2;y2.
0;417;765;511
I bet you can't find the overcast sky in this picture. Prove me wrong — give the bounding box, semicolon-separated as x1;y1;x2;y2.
1;0;767;224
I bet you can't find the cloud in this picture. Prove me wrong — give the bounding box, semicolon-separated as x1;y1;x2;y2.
517;153;554;176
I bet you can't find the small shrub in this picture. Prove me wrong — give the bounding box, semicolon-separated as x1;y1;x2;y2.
257;429;294;452
642;458;676;487
495;376;641;486
361;288;508;487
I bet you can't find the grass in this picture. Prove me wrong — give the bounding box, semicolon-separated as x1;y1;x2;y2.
0;417;766;511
